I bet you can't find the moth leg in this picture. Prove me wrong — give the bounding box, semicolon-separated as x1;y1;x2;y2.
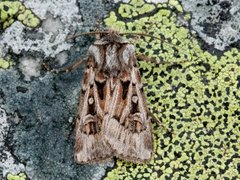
137;54;188;65
148;111;174;134
136;54;157;64
42;58;87;73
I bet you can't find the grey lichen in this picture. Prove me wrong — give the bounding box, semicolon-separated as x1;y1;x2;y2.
181;0;240;50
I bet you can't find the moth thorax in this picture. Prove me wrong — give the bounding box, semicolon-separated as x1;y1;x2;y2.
104;44;121;76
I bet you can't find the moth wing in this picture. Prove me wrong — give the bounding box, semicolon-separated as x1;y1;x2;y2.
103;67;153;163
74;58;112;164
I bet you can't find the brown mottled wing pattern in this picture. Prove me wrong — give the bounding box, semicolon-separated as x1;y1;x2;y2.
75;33;153;164
102;45;153;163
74;55;112;163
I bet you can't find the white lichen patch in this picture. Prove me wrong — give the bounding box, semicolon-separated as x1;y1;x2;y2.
19;56;42;81
0;108;25;177
56;51;68;66
91;161;114;180
0;0;82;57
0;108;8;147
114;0;130;3
114;0;167;3
42;13;64;36
146;0;168;3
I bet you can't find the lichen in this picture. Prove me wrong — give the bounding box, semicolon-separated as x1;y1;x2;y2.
0;1;40;30
0;58;14;69
104;0;240;179
7;173;27;180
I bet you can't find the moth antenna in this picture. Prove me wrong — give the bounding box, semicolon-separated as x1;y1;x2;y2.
66;31;160;41
66;31;177;48
120;32;176;47
65;31;109;41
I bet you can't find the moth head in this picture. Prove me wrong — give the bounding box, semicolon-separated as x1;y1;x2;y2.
95;32;128;45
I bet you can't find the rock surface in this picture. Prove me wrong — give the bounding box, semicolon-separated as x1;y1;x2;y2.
0;0;239;179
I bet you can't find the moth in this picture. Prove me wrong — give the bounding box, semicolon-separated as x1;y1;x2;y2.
47;30;155;163
74;30;153;164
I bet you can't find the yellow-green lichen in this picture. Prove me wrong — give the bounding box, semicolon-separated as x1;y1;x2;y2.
104;0;240;179
0;1;41;30
0;58;14;69
118;0;155;18
7;173;27;180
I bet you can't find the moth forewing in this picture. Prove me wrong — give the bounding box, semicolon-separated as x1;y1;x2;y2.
74;31;153;164
74;63;112;164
